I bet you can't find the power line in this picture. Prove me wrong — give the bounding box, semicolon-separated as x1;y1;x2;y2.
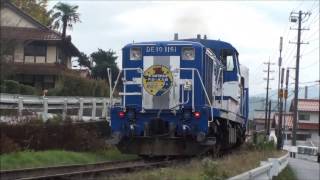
300;61;320;70
301;46;319;56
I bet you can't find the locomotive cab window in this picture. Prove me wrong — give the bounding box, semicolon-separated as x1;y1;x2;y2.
221;49;234;71
130;47;142;60
182;47;195;60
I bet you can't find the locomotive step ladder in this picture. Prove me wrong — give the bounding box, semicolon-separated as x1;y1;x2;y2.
118;68;144;109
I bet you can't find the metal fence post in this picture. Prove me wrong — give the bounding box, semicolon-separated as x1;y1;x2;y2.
78;98;83;121
91;98;96;121
106;102;110;122
62;98;67;120
17;97;23;120
102;98;107;119
42;98;48;121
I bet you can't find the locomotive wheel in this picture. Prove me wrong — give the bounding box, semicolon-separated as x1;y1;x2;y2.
211;144;221;158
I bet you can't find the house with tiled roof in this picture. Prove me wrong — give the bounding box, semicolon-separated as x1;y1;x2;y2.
253;109;276;132
279;99;320;147
0;0;80;89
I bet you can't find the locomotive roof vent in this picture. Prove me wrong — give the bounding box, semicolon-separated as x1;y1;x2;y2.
174;33;179;40
197;34;201;39
204;35;207;40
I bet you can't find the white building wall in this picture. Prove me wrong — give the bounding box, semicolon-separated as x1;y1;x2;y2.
35;56;45;63
310;132;319;146
46;46;57;63
0;7;37;28
13;42;24;62
283;130;319;147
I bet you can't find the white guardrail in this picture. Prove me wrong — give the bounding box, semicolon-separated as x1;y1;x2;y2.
0;93;120;121
228;152;289;180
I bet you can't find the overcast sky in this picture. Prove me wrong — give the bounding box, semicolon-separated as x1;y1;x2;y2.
48;0;319;96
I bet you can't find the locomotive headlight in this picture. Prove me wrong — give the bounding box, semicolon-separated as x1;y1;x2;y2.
182;47;195;60
130;47;142;60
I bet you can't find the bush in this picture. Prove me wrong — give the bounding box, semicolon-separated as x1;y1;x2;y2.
47;73;109;97
0;118;110;154
0;80;37;95
20;84;36;95
3;80;20;94
0;84;6;93
0;134;21;154
201;158;228;180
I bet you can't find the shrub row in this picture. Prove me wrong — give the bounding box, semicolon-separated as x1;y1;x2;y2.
1;73;111;97
0;118;111;154
47;73;110;97
0;80;37;95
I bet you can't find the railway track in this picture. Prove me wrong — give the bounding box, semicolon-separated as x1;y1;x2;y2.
0;158;181;180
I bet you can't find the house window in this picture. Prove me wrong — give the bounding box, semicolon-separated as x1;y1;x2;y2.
296;133;311;141
24;42;47;56
298;113;310;121
286;133;292;140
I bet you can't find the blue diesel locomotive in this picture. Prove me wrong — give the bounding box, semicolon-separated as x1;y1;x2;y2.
110;34;249;156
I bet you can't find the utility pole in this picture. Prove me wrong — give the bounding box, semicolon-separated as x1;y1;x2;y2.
267;100;272;136
283;68;289;137
277;68;285;150
278;37;283;118
304;86;308;99
289;10;310;146
264;59;274;137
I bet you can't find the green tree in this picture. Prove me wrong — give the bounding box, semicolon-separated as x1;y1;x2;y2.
10;0;51;26
91;49;119;85
77;52;92;70
50;2;80;38
0;39;16;81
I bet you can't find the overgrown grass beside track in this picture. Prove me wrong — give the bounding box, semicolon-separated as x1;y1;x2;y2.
115;143;286;180
0;148;137;170
274;165;297;180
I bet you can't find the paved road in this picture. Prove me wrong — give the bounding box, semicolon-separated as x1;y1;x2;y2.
289;158;320;180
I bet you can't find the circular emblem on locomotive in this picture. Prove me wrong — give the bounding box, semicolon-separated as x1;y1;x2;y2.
142;65;173;96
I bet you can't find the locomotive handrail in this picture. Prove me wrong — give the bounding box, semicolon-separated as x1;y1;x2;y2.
176;68;212;107
114;67;214;123
175;68;214;123
121;67;144;110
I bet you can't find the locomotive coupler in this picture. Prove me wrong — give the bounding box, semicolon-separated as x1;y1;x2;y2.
196;132;206;142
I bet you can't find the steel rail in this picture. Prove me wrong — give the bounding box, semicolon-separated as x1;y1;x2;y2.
0;159;142;180
0;159;180;180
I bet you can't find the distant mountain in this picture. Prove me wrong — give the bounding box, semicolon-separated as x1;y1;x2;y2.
248;85;319;119
251;85;319;99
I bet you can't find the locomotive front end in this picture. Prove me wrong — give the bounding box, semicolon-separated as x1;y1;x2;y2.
110;41;216;156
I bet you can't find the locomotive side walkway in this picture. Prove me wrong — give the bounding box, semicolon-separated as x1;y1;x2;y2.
288;158;320;180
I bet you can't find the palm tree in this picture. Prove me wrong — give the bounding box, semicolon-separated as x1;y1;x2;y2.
50;2;80;38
